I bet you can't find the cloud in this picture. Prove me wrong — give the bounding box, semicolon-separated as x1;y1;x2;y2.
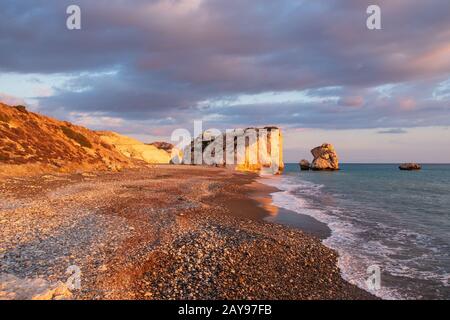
377;128;408;134
0;0;449;133
338;96;365;108
399;98;417;111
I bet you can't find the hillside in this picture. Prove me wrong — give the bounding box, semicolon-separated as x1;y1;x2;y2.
0;103;138;177
98;131;172;164
0;102;282;177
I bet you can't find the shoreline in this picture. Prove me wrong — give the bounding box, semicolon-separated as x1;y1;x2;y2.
252;176;380;298
249;180;332;240
0;165;377;300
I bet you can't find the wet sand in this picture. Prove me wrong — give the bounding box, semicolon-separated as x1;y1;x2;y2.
242;181;331;239
0;165;376;300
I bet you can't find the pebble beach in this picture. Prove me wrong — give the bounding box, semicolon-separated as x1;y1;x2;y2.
0;165;376;300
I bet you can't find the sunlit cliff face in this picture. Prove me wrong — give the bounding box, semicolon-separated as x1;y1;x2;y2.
179;127;284;174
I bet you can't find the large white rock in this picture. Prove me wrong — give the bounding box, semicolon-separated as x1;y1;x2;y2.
181;127;284;174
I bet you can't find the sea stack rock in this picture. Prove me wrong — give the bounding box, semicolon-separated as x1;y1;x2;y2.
399;163;421;171
310;143;339;171
299;159;310;171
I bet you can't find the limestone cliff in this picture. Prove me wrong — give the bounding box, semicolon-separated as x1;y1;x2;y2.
98;132;172;164
181;127;284;174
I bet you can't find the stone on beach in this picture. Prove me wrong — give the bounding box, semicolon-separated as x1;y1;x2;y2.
0;274;72;300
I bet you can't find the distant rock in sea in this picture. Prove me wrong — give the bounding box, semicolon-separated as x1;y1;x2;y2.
310;143;339;171
299;159;310;171
399;163;422;171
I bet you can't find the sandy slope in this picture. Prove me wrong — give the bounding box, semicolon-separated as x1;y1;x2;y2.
0;103;138;177
98;131;171;164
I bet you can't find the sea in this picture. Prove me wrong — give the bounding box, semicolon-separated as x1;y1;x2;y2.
260;164;450;300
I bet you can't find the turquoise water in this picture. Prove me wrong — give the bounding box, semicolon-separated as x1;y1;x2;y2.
261;164;450;299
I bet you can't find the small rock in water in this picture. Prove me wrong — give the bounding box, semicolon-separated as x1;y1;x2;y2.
299;159;310;171
399;163;421;171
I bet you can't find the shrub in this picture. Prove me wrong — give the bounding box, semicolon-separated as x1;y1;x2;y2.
100;141;112;150
61;126;93;149
14;105;27;113
0;113;10;123
0;153;10;161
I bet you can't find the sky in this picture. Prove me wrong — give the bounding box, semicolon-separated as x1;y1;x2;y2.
0;0;449;163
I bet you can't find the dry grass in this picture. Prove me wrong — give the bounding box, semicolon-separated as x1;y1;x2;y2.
14;105;28;113
61;126;93;149
0;102;135;175
0;113;11;123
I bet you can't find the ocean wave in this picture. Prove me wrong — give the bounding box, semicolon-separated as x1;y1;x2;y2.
258;175;449;300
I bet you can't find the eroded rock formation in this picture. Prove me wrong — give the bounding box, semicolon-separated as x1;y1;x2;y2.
310;143;339;171
181;127;284;174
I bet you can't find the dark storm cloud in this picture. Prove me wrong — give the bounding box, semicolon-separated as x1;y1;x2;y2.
1;0;449;129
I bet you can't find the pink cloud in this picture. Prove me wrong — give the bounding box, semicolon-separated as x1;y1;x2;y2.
338;96;365;108
399;98;417;111
411;43;450;75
